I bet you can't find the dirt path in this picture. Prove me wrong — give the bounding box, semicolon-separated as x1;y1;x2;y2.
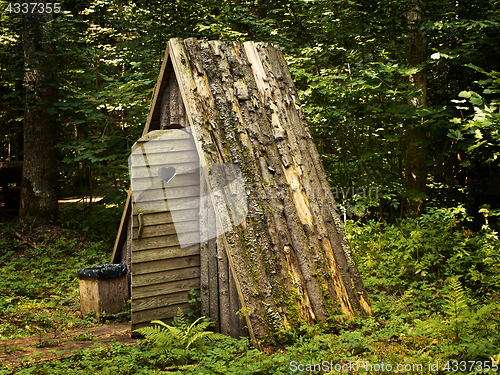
0;322;136;367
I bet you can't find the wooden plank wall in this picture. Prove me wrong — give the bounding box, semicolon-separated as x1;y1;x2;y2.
130;84;201;330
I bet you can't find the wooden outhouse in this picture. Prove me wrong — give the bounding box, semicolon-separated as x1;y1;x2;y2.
112;38;371;344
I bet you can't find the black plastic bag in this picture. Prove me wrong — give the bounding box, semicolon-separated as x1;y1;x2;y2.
77;263;127;280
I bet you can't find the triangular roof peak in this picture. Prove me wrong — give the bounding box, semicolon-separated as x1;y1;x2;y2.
142;38;292;135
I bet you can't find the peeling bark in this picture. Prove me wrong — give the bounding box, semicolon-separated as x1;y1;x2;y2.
165;38;372;344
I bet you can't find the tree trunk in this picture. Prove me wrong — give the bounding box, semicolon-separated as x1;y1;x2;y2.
405;0;428;216
20;2;59;220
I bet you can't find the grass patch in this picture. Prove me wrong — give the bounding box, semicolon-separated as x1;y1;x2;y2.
0;206;498;374
0;220;110;341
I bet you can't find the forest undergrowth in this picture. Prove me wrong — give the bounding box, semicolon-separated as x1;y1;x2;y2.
0;205;499;374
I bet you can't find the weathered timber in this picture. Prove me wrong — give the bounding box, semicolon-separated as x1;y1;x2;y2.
132;232;200;252
271;45;372;315
220;42;315;325
130;162;199;179
111;188;132;264
132;185;200;203
116;37;371;343
133;290;196;312
133;255;201;275
79;275;128;322
130;175;198;192
131;209;198;227
170;38;258;343
132;244;199;264
143;47;173;134
132;302;193;325
249;42;355;317
132;266;200;288
130;150;198;165
132;278;200;300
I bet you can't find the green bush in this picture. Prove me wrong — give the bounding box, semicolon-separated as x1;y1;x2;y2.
0;222;109;340
415;278;500;361
347;205;500;300
133;308;227;365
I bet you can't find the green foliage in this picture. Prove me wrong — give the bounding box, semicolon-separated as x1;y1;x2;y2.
100;300;131;323
415;278;500;361
347;205;500;298
0;220;109;340
0;339;157;375
1;0;500;372
187;289;202;322
133;308;226;364
56;188;127;246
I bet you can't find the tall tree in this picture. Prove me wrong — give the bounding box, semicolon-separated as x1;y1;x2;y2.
20;1;59;219
405;0;428;215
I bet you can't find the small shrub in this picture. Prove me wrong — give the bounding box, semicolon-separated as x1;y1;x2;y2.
347;205;500;299
134;308;227;365
415;278;500;361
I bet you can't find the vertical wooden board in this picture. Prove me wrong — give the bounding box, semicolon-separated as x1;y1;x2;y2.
199;175;211;319
130;138;196;156
79;278;99;318
208;225;219;333
217;234;230;336
97;275;129;317
143;48;172;135
179;88;187;127
229;267;245;338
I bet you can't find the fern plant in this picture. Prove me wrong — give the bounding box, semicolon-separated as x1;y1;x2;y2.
443;277;469;344
134;308;227;362
417;277;500;360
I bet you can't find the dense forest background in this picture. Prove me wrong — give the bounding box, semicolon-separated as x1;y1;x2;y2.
0;0;500;369
1;0;499;223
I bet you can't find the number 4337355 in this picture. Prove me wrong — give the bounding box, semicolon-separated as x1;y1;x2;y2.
5;3;61;13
